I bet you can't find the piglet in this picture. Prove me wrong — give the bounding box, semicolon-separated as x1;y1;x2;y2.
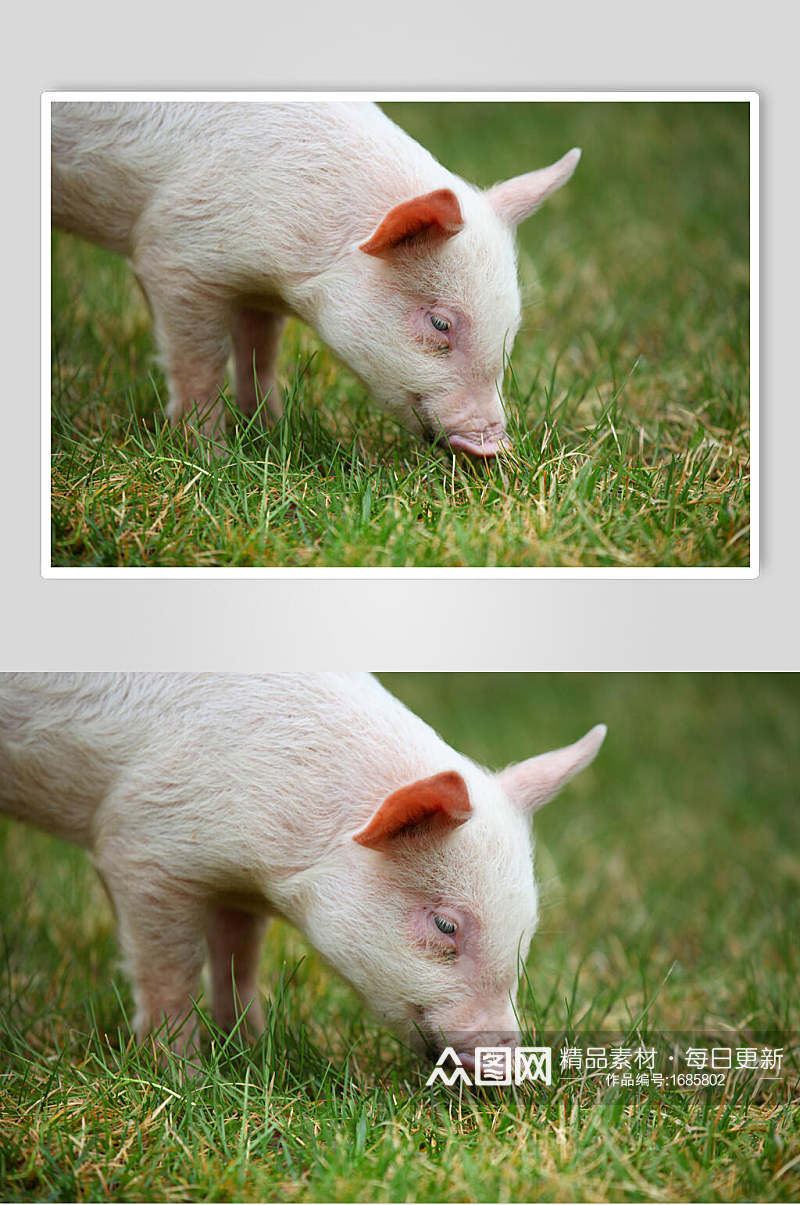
0;673;605;1064
51;101;580;457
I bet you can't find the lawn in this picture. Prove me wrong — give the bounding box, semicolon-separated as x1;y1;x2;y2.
1;674;797;1201
49;101;751;568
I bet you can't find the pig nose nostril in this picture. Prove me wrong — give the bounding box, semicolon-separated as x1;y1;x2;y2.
440;425;511;459
445;1031;520;1072
456;1049;477;1072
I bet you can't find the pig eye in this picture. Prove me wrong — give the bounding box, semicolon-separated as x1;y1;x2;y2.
433;914;457;935
429;314;451;333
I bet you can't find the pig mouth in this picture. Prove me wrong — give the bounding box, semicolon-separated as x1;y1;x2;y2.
412;399;510;458
416;1022;521;1072
443;430;511;459
427;425;511;459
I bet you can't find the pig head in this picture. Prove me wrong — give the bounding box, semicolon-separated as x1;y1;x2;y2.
293;723;606;1065
303;148;581;458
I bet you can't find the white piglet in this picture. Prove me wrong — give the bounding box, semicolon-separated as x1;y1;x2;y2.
0;674;605;1066
51;101;580;457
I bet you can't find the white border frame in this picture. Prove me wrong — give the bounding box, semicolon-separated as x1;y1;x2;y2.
42;91;758;579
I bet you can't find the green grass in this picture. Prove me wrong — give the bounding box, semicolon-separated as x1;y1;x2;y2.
50;101;751;568
1;674;797;1201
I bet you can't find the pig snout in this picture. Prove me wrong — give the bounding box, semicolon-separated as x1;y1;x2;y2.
419;1002;522;1068
453;1033;520;1074
441;423;511;459
418;395;511;459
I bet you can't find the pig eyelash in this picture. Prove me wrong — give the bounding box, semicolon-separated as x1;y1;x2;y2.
433;913;457;935
428;315;452;353
411;307;455;353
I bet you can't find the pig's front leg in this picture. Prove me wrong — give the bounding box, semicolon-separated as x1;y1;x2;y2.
136;263;232;440
205;906;269;1035
232;307;286;425
100;860;207;1060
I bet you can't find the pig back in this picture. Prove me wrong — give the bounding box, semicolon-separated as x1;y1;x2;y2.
0;673;162;847
50;101;458;288
51;102;189;254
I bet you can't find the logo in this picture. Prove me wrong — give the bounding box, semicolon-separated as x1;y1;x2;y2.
425;1046;552;1088
424;1038;789;1092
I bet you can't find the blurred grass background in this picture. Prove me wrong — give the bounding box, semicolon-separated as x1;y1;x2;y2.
50;101;750;567
1;674;796;1201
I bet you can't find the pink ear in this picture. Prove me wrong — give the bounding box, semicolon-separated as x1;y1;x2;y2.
353;770;472;848
487;148;581;226
359;189;465;257
498;724;606;815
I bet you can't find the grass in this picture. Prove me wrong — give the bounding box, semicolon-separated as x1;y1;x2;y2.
1;673;797;1201
50;101;751;568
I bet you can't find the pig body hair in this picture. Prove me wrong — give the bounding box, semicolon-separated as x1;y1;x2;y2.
0;673;604;1062
51;102;580;457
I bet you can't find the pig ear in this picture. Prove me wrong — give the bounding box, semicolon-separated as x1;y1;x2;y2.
487;147;581;227
353;770;472;849
498;724;606;815
359;189;465;257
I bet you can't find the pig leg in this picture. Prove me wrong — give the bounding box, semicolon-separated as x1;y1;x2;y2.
232;307;286;424
136;265;232;438
205;906;269;1034
101;865;207;1059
